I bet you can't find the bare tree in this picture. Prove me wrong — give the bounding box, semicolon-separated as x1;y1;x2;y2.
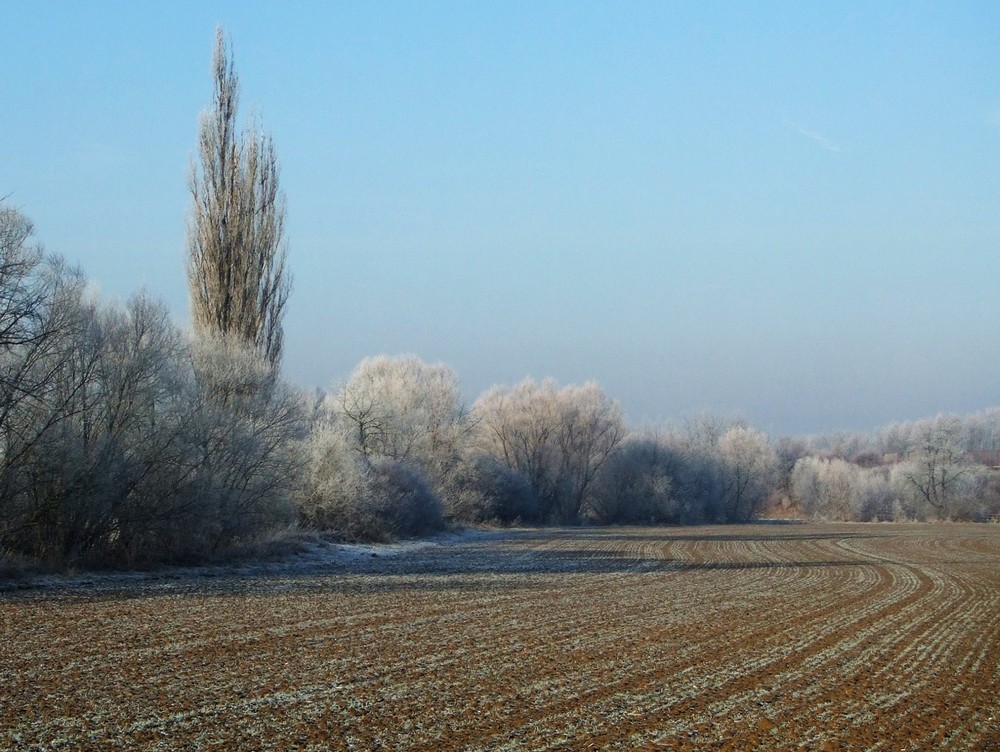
589;434;677;525
718;425;778;522
335;355;471;480
186;336;303;552
474;379;625;523
897;416;973;518
790;456;863;520
187;28;290;370
295;355;462;539
0;206;90;533
473;379;560;515
553;382;627;522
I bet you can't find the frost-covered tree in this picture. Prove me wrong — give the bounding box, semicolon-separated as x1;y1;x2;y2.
445;453;538;523
335;355;470;481
0;206;89;545
473;379;625;523
187;336;303;551
187;28;290;370
718;426;778;522
473;379;557;515
589;434;677;524
296;355;462;539
298;418;445;541
895;416;978;519
790;457;898;522
790;457;860;520
0;201;305;568
855;468;895;521
964;408;1000;453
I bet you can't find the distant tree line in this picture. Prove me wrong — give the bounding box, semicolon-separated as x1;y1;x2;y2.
3;199;998;570
3;30;998;572
785;411;1000;523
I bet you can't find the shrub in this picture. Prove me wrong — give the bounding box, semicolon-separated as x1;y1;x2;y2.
297;425;444;541
589;436;678;524
446;453;538;524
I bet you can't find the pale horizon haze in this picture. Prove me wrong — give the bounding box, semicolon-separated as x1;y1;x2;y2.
4;1;999;436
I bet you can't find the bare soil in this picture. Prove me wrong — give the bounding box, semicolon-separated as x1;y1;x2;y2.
2;523;999;750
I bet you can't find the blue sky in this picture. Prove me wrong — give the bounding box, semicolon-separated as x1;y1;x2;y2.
4;1;999;435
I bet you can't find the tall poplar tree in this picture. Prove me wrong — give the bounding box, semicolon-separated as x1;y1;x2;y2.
187;28;290;370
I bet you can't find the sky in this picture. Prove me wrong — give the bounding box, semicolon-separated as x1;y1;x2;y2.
3;1;999;436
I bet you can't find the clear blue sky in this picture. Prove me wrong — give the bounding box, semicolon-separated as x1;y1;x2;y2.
4;1;999;435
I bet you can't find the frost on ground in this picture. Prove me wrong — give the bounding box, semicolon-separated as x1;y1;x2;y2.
3;523;1000;751
0;527;509;595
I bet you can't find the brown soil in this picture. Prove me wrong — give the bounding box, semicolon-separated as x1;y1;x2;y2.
2;523;998;750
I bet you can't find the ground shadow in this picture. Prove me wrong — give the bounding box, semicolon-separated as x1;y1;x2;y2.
0;526;884;602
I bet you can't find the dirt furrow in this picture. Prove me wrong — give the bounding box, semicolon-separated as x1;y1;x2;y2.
3;524;999;751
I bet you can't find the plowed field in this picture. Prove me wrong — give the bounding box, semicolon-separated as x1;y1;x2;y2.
2;523;999;751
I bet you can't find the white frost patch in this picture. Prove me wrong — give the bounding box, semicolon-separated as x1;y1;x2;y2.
309;527;498;563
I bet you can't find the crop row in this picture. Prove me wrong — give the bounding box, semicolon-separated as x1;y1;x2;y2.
2;524;998;750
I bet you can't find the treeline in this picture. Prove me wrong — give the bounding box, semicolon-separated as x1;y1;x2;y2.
298;359;812;535
783;412;1000;522
3;202;999;572
7;33;1000;571
0;205;301;569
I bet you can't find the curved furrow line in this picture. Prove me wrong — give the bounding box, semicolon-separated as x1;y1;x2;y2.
609;559;934;747
439;565;862;748
464;558;903;749
701;566;971;747
3;525;999;751
845;587;1000;748
924;598;1000;750
665;547;993;750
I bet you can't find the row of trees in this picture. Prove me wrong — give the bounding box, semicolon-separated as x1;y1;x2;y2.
295;363;1000;538
4;30;997;571
0;205;302;567
4;196;997;569
787;412;1000;522
298;365;633;537
296;361;784;537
